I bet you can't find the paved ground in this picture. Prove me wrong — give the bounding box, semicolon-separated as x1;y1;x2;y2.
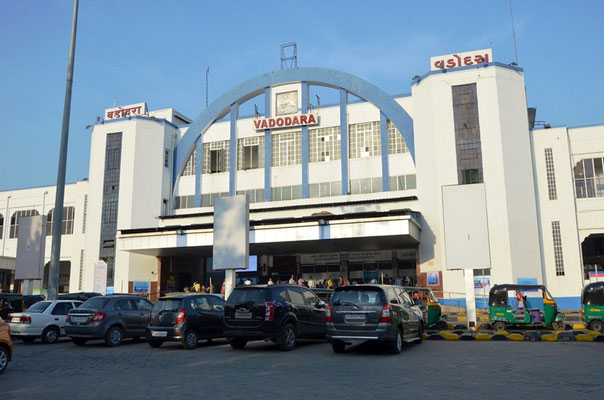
2;337;602;399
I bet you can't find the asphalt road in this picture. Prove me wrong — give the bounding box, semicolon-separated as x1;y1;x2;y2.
2;337;602;400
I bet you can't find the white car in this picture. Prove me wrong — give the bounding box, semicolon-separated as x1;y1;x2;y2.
8;300;82;344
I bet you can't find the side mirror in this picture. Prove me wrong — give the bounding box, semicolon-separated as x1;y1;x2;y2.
315;300;326;308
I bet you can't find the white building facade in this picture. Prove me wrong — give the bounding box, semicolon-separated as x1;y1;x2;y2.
1;49;601;308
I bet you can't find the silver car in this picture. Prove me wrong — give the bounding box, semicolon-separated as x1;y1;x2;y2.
8;300;82;344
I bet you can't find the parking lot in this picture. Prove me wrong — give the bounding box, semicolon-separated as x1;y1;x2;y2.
2;338;603;400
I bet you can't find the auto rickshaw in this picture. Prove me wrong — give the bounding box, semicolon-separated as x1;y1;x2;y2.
0;294;25;321
401;286;448;330
581;281;604;332
489;284;565;331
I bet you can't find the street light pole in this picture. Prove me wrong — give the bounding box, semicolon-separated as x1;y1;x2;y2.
48;0;79;300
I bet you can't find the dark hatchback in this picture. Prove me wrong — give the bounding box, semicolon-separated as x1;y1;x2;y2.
146;294;225;349
65;295;153;346
326;285;423;354
224;285;326;351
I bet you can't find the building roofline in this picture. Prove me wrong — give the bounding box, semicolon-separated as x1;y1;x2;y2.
411;62;524;86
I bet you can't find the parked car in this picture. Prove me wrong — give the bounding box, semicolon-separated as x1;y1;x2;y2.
57;292;103;302
326;284;423;354
146;294;225;349
0;317;13;373
0;294;24;321
8;300;82;344
65;295;153;346
224;284;327;351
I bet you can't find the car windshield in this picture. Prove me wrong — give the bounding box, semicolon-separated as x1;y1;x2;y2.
26;301;52;313
332;288;383;306
226;288;266;304
153;299;182;312
80;297;110;310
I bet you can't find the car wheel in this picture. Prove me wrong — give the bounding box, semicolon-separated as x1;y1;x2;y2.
388;329;403;354
182;330;198;350
0;347;8;374
552;321;565;331
72;338;87;346
105;326;123;347
589;319;604;332
41;326;60;344
228;338;247;350
278;323;297;351
493;321;507;332
148;340;162;348
331;340;346;353
21;336;36;344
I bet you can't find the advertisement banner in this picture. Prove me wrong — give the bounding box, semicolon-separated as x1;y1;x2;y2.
133;281;150;294
474;276;490;295
93;260;107;294
427;272;440;286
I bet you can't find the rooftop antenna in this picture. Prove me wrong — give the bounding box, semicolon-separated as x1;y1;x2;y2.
205;66;210;108
509;0;519;64
280;42;297;69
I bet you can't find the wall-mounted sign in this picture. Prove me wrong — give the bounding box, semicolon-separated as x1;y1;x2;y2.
254;113;318;130
105;102;147;120
133;281;150;294
430;49;492;71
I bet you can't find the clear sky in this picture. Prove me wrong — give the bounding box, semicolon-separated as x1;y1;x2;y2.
1;0;603;191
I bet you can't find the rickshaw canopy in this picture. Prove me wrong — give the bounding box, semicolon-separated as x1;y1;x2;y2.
582;282;604;305
489;284;553;307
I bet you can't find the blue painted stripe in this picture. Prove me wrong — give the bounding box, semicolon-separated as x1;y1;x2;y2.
380;112;390;191
339;88;348;195
301;81;309;198
264;87;271;202
229;103;238;196
194;137;202;206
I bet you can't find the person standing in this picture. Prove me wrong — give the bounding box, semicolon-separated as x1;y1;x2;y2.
220;282;225;295
327;276;334;289
267;278;274;285
308;276;315;289
298;277;304;286
289;275;295;284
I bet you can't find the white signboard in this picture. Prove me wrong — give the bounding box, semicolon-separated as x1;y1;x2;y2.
105;102;147;120
93;260;108;294
442;183;491;270
15;215;46;280
213;195;249;270
430;49;492;71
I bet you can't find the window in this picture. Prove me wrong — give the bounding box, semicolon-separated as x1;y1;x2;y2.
182;151;196;176
287;288;306;305
82;195;88;234
310;126;341;163
544;148;557;200
238;137;262;170
301;288;319;306
208;296;225;311
0;213;3;239
452;84;483;185
164;149;170;168
349;122;381;159
46;206;75;236
387;120;408;154
552;221;565;276
462;169;481;184
204;141;230;173
272;131;301;167
134;298;152;311
575;158;604;199
10;209;40;238
79;249;84;291
51;302;73;315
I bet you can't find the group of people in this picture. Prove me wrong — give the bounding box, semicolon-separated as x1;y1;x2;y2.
183;281;215;294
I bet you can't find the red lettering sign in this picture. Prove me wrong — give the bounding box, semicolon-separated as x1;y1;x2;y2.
253;113;319;131
431;50;492;71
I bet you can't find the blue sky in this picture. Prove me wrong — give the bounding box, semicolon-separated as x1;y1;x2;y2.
1;0;603;191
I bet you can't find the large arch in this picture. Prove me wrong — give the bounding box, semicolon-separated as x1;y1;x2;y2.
173;67;415;192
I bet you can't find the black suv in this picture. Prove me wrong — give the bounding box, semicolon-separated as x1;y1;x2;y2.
146;294;225;349
65;295;153;346
224;285;326;351
326;285;423;354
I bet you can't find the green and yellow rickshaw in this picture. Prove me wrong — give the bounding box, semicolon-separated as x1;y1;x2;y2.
581;281;604;332
401;286;448;330
489;284;565;331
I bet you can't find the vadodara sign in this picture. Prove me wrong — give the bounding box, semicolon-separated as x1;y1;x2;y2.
430;49;492;71
254;113;318;130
